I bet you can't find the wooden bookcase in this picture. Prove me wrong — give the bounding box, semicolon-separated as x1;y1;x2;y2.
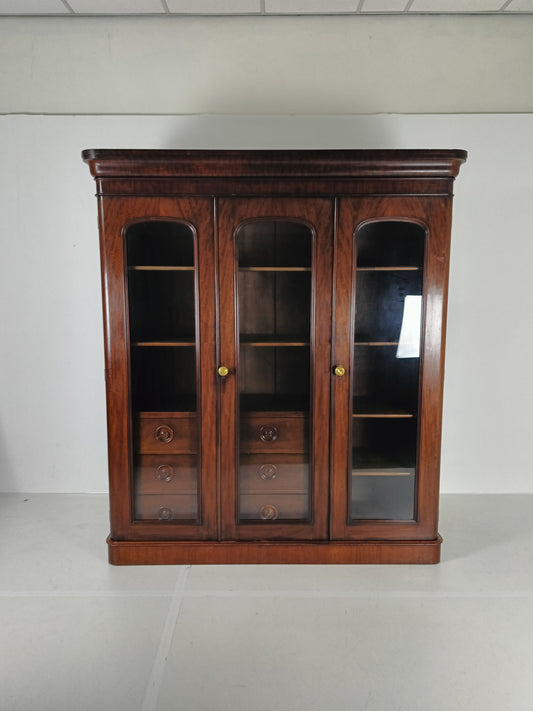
82;149;466;564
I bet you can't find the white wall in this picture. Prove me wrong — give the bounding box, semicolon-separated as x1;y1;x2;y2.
1;16;532;114
1;16;532;493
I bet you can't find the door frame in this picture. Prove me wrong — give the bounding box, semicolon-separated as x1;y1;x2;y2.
330;196;453;541
99;196;218;541
217;197;334;541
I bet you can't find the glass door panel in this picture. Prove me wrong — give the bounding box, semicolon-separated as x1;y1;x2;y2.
236;221;312;523
125;220;200;523
351;221;425;522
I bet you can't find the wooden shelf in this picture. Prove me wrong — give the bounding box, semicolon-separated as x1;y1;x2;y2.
128;265;194;271
239;266;311;272
353;470;412;477
136;410;197;418
356;266;420;272
240;335;309;347
132;339;195;347
353;397;415;419
352;448;414;477
354;341;399;347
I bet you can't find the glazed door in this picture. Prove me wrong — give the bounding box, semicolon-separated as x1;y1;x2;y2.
331;197;452;540
100;197;217;540
218;199;333;540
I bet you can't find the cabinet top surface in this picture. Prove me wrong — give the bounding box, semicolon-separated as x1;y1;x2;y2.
82;148;467;179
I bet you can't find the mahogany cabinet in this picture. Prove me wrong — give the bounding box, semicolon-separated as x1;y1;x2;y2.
82;149;466;564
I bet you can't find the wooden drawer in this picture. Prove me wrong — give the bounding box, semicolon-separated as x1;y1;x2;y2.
135;494;198;521
240;413;308;453
239;454;308;494
134;413;197;454
239;494;309;521
134;454;197;495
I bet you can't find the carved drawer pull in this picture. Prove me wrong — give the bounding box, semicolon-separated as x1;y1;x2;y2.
260;504;278;521
258;425;278;443
157;506;173;520
155;464;175;483
258;464;278;480
155;425;174;443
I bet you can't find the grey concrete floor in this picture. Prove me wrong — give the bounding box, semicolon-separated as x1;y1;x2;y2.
1;493;532;711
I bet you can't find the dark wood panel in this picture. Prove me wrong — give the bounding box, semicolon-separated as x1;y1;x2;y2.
135;494;198;521
134;454;197;494
93;177;456;197
240;413;308;453
239;454;308;493
108;537;442;565
135;413;198;454
83;149;466;178
239;494;309;521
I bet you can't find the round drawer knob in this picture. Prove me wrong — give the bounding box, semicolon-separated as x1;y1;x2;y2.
334;365;346;377
260;504;278;521
258;464;278;480
157;506;173;521
218;365;229;377
259;425;279;443
155;425;174;443
155;464;175;483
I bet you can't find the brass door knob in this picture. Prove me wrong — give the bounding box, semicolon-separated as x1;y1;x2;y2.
334;365;346;377
218;365;229;377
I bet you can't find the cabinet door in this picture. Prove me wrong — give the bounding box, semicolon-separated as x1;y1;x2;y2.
99;197;217;540
218;199;333;540
331;197;452;540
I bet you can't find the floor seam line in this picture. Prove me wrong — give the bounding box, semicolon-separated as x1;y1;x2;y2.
0;588;533;600
180;589;533;599
141;566;191;711
1;589;532;599
0;590;177;598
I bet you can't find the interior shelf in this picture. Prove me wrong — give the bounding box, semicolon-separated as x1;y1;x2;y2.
352;397;415;418
354;341;399;346
352;448;415;476
132;339;195;347
239;266;311;272
135;408;197;417
356;266;420;272
128;265;194;271
240;335;309;347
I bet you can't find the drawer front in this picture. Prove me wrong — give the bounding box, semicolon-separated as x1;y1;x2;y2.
239;494;309;521
240;414;308;453
239;454;308;494
135;414;197;454
134;454;197;495
135;494;198;521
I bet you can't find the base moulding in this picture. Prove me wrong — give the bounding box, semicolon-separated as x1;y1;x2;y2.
107;535;442;565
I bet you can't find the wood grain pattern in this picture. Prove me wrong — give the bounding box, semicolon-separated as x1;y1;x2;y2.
83;149;466;563
107;536;442;565
217;198;333;542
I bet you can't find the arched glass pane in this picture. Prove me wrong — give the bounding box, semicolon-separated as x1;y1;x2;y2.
125;221;199;522
236;221;312;523
351;221;425;522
